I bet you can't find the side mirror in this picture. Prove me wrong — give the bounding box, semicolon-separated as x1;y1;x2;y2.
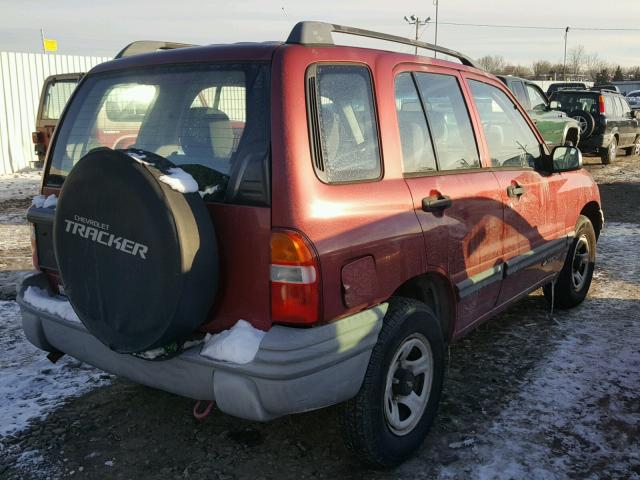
551;146;582;172
549;100;560;109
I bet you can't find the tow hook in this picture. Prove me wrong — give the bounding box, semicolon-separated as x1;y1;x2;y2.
193;400;215;421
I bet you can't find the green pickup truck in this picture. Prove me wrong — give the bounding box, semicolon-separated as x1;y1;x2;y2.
499;75;581;148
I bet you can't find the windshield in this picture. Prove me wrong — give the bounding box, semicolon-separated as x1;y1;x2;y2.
47;62;270;205
552;92;598;115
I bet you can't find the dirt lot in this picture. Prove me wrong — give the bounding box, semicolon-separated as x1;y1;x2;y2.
0;156;638;479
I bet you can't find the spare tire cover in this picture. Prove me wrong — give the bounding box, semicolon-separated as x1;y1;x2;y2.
53;148;218;353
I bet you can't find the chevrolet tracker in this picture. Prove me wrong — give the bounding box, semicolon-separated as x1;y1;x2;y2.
19;23;603;467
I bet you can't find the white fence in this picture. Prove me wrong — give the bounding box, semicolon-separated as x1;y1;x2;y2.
0;52;111;175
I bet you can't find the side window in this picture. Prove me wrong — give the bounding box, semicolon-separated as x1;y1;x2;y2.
526;84;548;111
511;81;528;108
414;73;480;170
604;96;617;116
469;80;542;168
394;73;437;173
309;64;381;183
617;96;631;115
42;80;78;120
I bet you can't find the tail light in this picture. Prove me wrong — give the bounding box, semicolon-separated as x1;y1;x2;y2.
270;230;320;325
599;95;606;114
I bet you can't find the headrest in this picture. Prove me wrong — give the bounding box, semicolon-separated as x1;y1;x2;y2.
180;107;233;160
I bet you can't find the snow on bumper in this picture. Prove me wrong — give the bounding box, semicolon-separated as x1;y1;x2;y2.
16;272;386;421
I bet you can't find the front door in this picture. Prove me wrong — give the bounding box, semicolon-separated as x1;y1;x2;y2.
465;77;563;305
394;69;504;333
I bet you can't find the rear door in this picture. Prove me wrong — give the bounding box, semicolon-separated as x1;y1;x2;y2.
615;96;636;146
465;76;564;305
394;68;504;333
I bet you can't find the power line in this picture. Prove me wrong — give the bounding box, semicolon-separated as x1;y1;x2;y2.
438;21;640;32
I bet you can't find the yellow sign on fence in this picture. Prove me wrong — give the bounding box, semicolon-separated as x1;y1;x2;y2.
43;38;58;52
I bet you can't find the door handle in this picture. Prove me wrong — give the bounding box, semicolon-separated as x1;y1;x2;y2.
422;195;452;212
507;184;526;197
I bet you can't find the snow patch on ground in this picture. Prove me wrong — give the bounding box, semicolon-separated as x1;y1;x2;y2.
0;301;109;436
406;222;640;479
157;168;198;193
22;286;81;324
200;320;266;364
0;171;41;202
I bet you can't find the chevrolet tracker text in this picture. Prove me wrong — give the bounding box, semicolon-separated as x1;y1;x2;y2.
64;218;148;259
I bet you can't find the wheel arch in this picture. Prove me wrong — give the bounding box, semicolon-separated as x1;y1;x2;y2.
564;126;580;147
392;271;456;343
580;201;603;240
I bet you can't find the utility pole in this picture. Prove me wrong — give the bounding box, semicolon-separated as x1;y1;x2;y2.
404;15;430;55
563;26;569;81
433;0;439;58
40;28;45;54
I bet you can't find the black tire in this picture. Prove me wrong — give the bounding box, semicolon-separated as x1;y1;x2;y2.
543;215;596;309
340;297;445;468
600;136;617;164
624;136;640;156
54;148;218;353
570;110;594;137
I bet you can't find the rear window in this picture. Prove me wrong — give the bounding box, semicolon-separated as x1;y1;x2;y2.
47;63;270;205
552;92;599;115
42;80;79;120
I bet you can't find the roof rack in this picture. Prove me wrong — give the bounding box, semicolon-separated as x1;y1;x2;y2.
286;21;476;68
115;41;197;59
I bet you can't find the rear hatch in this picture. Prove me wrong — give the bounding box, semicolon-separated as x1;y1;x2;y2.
34;58;272;333
552;91;602;136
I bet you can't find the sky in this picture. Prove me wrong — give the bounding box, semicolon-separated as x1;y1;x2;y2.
1;0;639;66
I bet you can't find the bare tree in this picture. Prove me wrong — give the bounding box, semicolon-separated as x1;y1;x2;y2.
477;55;506;74
584;53;609;83
567;45;586;77
532;60;552;79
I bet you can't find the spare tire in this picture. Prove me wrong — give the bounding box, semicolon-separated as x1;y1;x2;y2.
53;148;218;353
570;110;595;137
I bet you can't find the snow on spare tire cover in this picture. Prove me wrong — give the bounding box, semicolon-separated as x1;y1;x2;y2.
53;148;218;353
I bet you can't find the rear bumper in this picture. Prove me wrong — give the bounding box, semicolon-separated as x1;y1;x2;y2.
579;133;610;153
17;272;386;421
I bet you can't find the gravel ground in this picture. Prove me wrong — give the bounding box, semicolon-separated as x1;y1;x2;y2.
0;156;638;479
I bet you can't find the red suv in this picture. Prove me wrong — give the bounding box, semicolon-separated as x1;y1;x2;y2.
18;22;602;467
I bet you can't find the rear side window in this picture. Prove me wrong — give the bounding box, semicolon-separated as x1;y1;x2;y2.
307;64;381;183
469;80;542;168
42;80;78;120
414;73;480;171
394;73;437;173
616;96;631;115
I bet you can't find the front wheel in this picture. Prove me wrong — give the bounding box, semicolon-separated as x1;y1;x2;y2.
340;298;445;468
624;136;640;156
543;215;596;309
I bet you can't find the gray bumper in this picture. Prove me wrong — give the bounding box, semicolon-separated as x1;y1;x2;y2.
17;273;386;421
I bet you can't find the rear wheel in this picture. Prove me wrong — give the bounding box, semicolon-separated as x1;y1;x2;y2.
340;298;445;468
543;215;596;309
600;137;617;164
